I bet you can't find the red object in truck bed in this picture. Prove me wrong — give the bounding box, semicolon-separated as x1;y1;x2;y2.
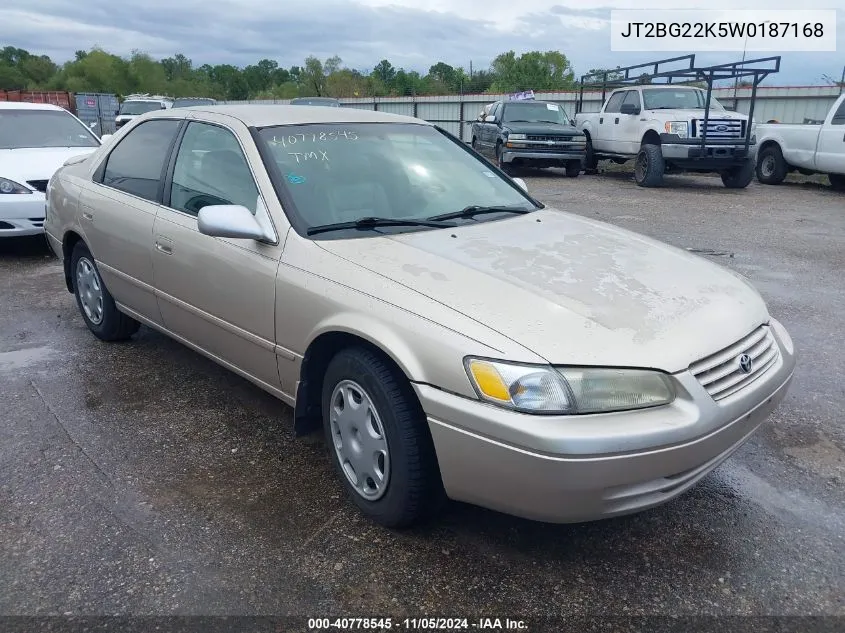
0;90;75;114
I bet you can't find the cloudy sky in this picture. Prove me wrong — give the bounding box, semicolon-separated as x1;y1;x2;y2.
3;0;843;85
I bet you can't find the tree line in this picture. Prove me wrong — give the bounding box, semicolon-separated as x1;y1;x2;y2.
0;46;589;100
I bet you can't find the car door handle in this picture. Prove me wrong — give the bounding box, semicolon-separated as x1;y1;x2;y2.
81;210;94;222
155;241;172;255
615;118;620;124
599;117;603;124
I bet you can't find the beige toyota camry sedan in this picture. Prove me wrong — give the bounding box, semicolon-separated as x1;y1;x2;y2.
45;106;796;528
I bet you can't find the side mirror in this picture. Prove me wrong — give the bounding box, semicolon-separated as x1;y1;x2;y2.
513;177;528;193
620;103;640;115
88;121;97;129
197;205;271;241
99;134;112;141
485;115;496;123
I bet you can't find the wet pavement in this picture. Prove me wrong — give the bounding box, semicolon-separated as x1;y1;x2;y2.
1;173;843;620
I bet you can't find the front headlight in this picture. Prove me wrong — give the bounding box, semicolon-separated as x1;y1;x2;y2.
508;133;527;140
465;358;675;415
0;177;31;194
664;121;689;138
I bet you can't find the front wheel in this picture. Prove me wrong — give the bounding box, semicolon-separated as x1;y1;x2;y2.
756;145;787;185
71;242;139;341
721;161;754;189
495;142;511;174
564;161;581;178
584;136;598;172
322;347;444;528
829;173;845;191
634;144;665;187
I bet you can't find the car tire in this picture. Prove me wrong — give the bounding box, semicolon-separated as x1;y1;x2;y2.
584;136;598;172
755;145;787;185
565;161;581;178
634;144;664;187
495;142;511;174
471;137;478;151
71;242;140;341
321;346;444;529
721;160;754;189
829;173;845;191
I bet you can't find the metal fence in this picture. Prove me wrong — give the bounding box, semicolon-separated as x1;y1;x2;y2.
222;85;842;142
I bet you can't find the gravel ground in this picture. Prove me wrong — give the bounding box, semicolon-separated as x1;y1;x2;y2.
1;170;843;628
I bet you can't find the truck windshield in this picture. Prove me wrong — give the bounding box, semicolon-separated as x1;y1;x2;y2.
119;101;164;115
0;109;100;149
503;102;569;124
642;89;725;111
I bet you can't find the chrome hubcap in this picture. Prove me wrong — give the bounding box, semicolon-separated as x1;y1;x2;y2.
761;155;775;177
76;257;104;325
329;380;390;500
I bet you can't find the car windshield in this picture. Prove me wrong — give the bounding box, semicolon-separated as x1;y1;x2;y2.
642;89;726;111
119;101;164;115
503;102;570;124
0;109;100;149
257;123;537;239
173;99;216;107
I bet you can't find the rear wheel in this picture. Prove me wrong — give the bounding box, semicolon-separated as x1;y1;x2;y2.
321;347;444;528
584;136;598;172
829;173;845;191
634;144;664;187
564;161;581;178
756;145;787;185
71;242;139;341
721;160;754;189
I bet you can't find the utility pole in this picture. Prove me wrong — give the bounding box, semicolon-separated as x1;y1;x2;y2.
840;64;844;95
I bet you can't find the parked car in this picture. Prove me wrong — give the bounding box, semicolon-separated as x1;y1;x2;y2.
576;86;755;188
44;106;795;528
754;93;845;190
471;100;586;176
115;95;173;129
172;97;218;108
0;102;101;237
289;97;341;107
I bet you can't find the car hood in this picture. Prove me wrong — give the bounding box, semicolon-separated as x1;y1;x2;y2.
0;147;99;186
503;122;582;136
317;209;769;373
643;108;746;120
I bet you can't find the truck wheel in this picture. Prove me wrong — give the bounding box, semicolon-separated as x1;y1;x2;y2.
495;142;511;174
565;161;581;178
721;160;754;189
634;144;664;187
830;173;845;191
471;137;478;151
756;145;787;185
584;137;598;172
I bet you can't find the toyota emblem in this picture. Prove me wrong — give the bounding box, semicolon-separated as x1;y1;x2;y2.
738;354;753;374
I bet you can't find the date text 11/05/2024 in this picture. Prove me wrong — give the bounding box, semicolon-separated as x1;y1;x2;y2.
307;617;529;631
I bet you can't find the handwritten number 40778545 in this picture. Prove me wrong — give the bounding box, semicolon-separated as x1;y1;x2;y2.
271;130;358;147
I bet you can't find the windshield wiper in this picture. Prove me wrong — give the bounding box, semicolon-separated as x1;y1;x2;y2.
306;216;455;236
427;205;533;222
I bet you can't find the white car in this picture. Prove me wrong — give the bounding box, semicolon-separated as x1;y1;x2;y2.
115;96;173;130
0;103;102;237
576;86;754;188
755;94;845;190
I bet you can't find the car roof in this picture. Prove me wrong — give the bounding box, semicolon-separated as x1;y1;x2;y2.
0;102;66;111
144;104;429;127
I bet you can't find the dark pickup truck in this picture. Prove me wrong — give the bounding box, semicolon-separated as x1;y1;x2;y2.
470;100;587;176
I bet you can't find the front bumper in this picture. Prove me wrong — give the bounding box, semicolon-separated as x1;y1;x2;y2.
659;135;754;167
0;193;47;237
502;150;585;164
414;322;795;523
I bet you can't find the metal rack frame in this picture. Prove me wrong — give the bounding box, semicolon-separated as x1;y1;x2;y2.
576;55;781;154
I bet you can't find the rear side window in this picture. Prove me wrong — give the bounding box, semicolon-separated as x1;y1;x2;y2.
101;120;181;201
604;92;625;113
832;99;845;125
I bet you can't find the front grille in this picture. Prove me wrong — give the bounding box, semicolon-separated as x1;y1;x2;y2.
527;135;573;142
29;218;44;227
690;325;779;401
693;118;746;140
26;180;48;192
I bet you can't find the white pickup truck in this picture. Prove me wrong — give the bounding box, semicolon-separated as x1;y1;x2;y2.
575;85;755;188
754;93;845;191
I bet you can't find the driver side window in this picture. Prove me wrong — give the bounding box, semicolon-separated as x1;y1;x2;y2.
169;122;260;216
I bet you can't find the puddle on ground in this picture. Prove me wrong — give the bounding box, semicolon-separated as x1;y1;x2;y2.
0;346;55;371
